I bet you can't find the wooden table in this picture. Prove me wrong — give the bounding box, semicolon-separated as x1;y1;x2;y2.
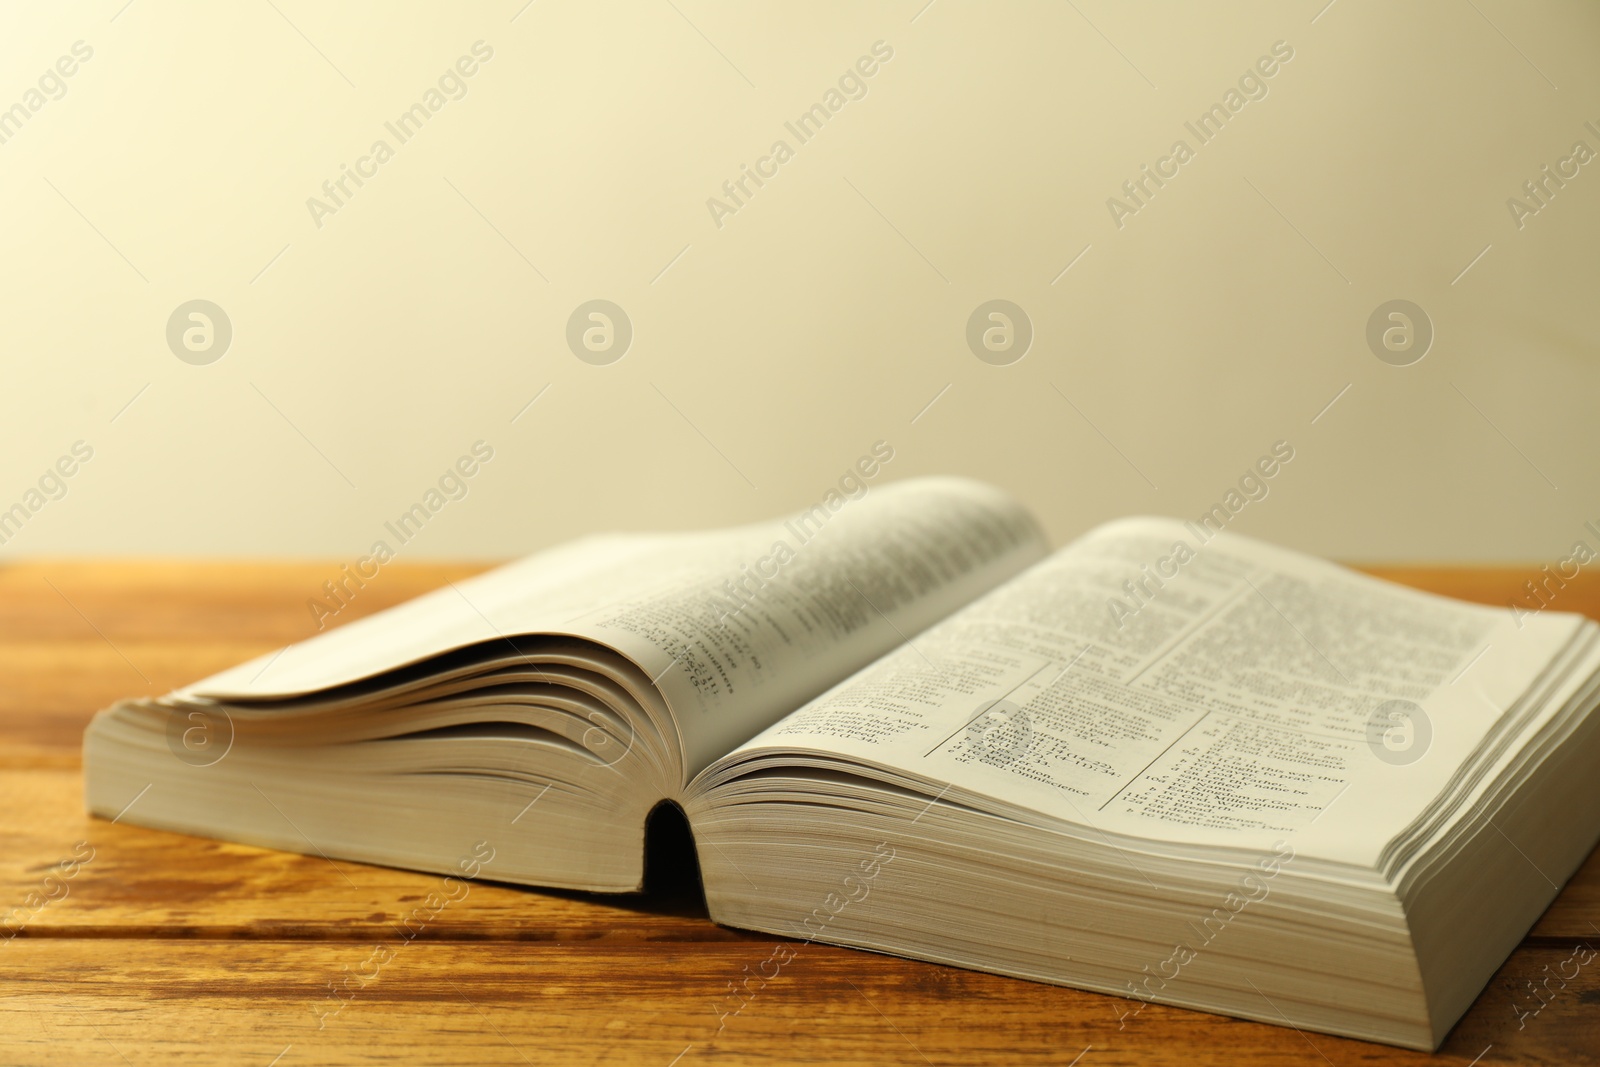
2;562;1596;1066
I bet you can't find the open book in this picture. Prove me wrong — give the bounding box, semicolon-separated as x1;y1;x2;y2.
83;476;1600;1050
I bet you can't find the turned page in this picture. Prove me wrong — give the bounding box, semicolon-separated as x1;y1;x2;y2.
187;476;1049;779
716;517;1587;867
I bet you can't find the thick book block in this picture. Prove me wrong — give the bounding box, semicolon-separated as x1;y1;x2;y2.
85;477;1600;1050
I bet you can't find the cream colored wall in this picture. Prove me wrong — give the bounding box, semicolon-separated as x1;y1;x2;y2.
2;1;1596;563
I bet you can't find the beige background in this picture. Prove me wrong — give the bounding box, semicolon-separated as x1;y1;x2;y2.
1;1;1596;563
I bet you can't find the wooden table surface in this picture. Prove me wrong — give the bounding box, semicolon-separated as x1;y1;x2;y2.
2;561;1597;1066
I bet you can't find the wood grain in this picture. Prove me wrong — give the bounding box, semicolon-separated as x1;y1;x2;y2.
1;940;1595;1067
1;560;1596;1065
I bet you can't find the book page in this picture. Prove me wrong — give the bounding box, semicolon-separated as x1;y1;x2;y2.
717;517;1585;867
190;476;1049;780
